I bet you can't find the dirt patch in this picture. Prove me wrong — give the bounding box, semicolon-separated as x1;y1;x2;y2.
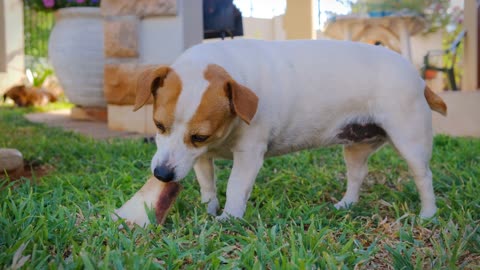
1;161;54;183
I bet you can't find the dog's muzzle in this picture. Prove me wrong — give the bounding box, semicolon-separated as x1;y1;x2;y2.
153;164;175;182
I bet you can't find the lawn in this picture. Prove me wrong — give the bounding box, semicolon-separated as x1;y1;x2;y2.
0;106;479;269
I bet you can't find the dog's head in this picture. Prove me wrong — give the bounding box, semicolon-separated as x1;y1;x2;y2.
134;64;258;182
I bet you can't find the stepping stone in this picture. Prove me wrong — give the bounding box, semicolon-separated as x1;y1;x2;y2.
0;148;24;173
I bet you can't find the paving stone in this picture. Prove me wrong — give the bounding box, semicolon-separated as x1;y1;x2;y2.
101;0;176;17
0;148;23;172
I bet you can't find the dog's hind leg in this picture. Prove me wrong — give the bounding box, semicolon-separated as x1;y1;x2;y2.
383;104;437;218
193;156;219;215
335;142;383;209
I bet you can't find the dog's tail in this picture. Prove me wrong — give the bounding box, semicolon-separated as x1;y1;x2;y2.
424;86;447;116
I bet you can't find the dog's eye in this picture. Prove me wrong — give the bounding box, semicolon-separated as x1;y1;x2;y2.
155;122;166;133
191;134;210;144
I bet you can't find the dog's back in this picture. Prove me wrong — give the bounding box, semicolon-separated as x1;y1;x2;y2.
175;40;428;152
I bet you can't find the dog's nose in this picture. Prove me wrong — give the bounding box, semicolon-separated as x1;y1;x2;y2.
153;165;175;182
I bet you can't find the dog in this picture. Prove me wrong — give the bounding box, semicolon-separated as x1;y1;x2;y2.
3;85;57;107
115;39;447;225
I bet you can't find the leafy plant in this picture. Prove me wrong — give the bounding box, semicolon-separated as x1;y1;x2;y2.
25;57;55;87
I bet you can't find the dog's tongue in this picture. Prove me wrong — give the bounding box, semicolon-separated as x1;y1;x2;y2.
155;181;182;224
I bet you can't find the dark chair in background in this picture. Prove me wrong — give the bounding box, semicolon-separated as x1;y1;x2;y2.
203;0;243;40
421;30;466;91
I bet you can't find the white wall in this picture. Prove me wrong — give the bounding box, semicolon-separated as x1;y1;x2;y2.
139;0;202;65
0;0;24;94
241;15;286;40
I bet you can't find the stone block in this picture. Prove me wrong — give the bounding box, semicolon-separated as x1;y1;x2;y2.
70;106;108;122
108;104;147;133
101;0;177;17
0;148;23;172
104;17;138;58
104;63;157;105
108;104;156;134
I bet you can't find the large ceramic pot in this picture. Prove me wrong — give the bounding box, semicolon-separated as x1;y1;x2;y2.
48;7;106;107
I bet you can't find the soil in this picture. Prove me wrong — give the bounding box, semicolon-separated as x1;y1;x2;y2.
0;161;54;183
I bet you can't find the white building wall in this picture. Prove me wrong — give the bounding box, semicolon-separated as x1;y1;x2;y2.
0;0;24;94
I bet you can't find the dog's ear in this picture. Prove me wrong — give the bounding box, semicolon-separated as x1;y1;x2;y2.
133;66;170;112
224;80;259;125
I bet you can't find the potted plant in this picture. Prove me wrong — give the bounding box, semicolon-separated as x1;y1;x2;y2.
28;0;106;107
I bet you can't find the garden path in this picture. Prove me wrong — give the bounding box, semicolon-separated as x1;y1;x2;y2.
25;109;145;140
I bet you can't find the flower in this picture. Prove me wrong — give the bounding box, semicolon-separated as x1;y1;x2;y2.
42;0;55;8
31;0;101;11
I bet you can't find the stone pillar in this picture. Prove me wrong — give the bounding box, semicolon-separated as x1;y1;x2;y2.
462;0;479;91
101;0;203;134
0;0;24;95
283;0;315;40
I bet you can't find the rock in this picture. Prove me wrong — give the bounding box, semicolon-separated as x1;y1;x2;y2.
101;0;176;17
0;148;24;172
104;17;139;58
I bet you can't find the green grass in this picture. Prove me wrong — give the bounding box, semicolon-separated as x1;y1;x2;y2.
0;105;479;269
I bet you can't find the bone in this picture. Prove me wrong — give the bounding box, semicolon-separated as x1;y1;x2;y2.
112;176;181;227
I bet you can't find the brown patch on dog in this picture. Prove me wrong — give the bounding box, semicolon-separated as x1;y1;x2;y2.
338;123;386;143
3;85;57;107
184;64;258;147
204;64;258;124
155;181;182;224
151;70;182;134
424;86;447;116
133;66;182;133
185;73;234;147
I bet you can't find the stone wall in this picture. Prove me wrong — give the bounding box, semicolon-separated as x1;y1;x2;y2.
101;0;177;107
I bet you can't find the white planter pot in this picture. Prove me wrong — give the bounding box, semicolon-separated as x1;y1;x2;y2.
48;7;105;107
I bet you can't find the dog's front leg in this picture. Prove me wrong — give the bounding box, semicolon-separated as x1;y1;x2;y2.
193;156;219;215
218;148;265;220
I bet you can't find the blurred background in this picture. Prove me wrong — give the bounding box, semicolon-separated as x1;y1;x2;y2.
0;0;477;136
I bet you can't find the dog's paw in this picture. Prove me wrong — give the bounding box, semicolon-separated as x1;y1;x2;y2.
419;206;437;219
334;200;355;210
216;212;235;222
206;198;219;216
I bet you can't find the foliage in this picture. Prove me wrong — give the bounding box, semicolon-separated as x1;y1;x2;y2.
441;26;465;90
25;57;55;87
0;106;479;268
23;2;55;59
25;0;101;12
341;0;462;34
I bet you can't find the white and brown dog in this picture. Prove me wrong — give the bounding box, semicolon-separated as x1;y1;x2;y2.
114;39;447;225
